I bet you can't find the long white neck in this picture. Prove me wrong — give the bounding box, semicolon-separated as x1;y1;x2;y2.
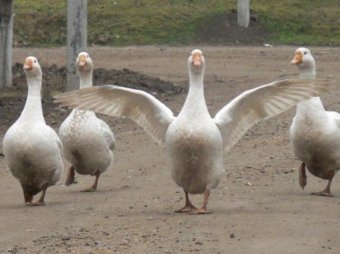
180;69;209;118
79;70;93;88
296;63;325;115
297;64;316;80
20;74;45;123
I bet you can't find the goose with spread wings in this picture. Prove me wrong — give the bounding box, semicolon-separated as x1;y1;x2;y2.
55;49;328;214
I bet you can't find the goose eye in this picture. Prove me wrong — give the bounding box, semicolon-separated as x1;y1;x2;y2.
34;60;37;63
304;52;307;55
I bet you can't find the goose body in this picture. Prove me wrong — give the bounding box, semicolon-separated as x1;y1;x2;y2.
290;47;340;196
167;58;223;195
55;49;328;213
59;52;115;191
3;57;63;205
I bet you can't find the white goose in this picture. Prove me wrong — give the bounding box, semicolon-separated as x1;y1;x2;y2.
290;47;340;197
3;57;63;206
55;49;327;213
59;52;115;192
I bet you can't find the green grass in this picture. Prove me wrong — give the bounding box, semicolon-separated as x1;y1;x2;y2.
13;0;340;46
252;0;340;45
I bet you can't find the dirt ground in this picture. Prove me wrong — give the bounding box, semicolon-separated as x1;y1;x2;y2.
0;46;340;254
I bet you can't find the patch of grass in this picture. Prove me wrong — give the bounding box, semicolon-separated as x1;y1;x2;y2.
85;0;227;45
253;0;340;45
13;0;340;46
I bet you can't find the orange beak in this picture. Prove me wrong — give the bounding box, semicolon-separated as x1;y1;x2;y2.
192;52;202;67
23;58;33;71
290;51;303;65
78;54;87;68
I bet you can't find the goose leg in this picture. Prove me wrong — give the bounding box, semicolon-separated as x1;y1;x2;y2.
311;170;335;197
175;190;197;213
299;162;307;189
23;190;33;206
191;189;212;215
32;183;48;206
65;166;76;186
82;170;100;192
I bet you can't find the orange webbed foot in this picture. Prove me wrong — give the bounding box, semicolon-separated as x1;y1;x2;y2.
311;190;333;197
189;208;212;215
175;204;197;213
81;186;97;192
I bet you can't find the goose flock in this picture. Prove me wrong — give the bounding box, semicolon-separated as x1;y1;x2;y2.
1;48;335;214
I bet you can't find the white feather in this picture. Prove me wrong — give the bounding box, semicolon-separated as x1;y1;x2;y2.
214;78;328;153
56;85;175;145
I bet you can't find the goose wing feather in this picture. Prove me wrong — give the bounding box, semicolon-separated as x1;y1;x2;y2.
214;79;329;153
55;85;175;145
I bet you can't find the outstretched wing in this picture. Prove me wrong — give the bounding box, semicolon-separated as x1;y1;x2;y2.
55;85;175;145
214;79;329;153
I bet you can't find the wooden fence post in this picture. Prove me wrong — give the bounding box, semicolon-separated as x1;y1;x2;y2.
237;0;250;28
66;0;87;91
0;0;14;89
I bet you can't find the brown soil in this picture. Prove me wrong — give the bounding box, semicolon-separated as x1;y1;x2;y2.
0;46;339;254
1;61;182;133
11;63;183;96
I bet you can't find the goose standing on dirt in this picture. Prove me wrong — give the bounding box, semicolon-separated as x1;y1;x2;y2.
55;49;327;213
290;47;339;197
3;57;63;206
59;52;115;192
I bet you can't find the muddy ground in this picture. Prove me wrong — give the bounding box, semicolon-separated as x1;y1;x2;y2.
0;46;339;254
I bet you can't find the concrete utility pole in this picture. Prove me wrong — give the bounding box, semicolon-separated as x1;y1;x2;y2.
0;0;14;89
237;0;250;28
66;0;87;91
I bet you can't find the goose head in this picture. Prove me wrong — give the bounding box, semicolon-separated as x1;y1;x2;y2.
23;56;42;79
291;47;316;79
76;52;93;73
188;49;205;76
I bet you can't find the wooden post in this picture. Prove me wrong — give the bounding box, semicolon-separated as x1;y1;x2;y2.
66;0;87;91
237;0;250;28
0;0;14;89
